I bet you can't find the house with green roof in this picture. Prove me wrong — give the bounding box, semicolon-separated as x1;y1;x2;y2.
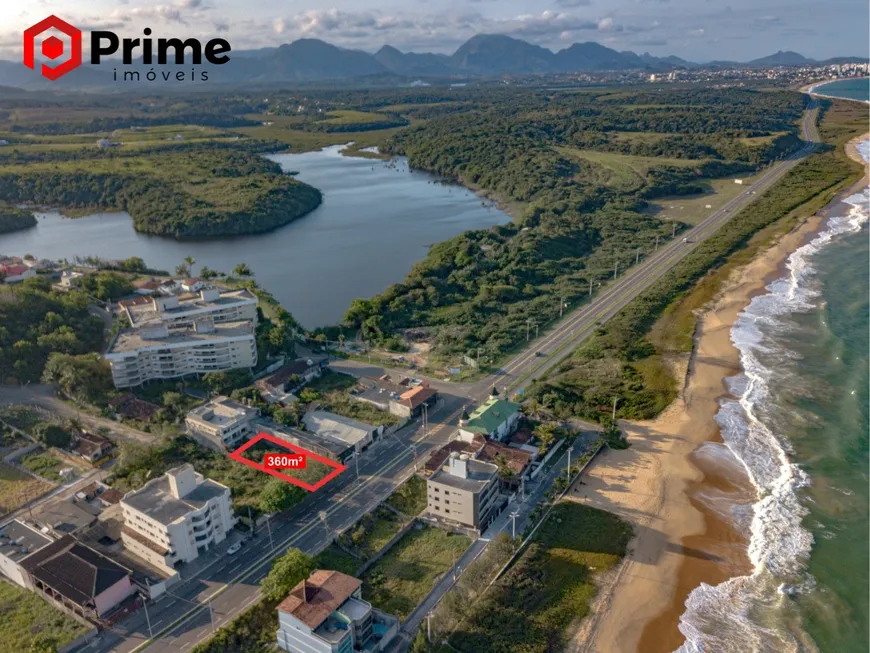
458;388;522;443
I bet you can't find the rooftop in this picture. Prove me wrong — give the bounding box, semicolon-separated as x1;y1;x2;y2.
429;455;498;493
258;422;352;460
0;519;52;562
461;398;522;435
397;385;437;409
186;396;258;429
478;441;533;475
126;288;256;325
122;467;230;526
22;535;131;606
107;320;253;354
32;501;98;534
302;411;375;447
277;570;362;630
258;357;326;389
424;437;484;474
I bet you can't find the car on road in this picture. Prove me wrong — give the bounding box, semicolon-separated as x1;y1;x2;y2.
682;237;691;243
535;351;546;357
227;542;243;555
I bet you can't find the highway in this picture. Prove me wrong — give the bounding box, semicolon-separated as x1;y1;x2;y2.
465;102;820;402
92;394;466;653
85;104;819;653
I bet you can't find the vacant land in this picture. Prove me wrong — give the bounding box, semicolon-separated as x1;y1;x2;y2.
0;579;91;652
0;462;52;516
362;524;472;619
646;171;764;225
384;474;427;516
446;503;633;653
233;116;409;154
558;147;711;192
20;451;65;482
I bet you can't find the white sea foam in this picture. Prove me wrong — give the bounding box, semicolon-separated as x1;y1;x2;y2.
674;142;869;653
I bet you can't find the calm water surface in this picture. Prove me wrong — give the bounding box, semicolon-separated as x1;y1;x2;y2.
0;145;510;326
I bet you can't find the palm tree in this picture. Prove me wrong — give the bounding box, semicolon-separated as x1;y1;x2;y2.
233;263;253;277
183;256;196;277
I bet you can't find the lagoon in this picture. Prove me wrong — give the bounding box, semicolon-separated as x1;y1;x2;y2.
0;145;511;326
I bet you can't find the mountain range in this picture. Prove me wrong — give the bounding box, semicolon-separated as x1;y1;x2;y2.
0;34;864;89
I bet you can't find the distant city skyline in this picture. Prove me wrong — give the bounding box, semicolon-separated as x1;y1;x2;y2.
0;0;866;62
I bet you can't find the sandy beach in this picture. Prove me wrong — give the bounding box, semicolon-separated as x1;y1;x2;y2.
570;134;868;653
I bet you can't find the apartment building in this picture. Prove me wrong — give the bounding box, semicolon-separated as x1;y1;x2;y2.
426;452;503;532
276;569;398;653
123;288;258;328
186;396;260;450
105;318;257;388
121;464;236;573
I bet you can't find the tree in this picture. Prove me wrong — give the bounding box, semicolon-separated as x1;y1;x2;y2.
534;422;557;450
35;423;71;449
298;388;318;404
42;353;113;406
233;263;253;277
494;454;516;482
184;256;196;276
259;477;303;515
199;266;217;280
260;547;315;601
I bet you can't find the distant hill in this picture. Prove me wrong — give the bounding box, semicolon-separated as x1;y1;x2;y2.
0;35;864;89
747;50;812;67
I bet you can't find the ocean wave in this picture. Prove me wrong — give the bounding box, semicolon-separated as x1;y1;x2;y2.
674;144;869;653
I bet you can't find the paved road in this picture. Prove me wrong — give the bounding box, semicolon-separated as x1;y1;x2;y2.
0;384;155;444
92;393;466;653
462;103;820;402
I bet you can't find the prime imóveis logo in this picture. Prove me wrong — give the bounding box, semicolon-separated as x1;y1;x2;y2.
23;15;232;82
23;15;82;81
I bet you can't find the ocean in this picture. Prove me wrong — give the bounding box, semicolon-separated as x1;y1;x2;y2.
813;78;870;103
675;140;869;653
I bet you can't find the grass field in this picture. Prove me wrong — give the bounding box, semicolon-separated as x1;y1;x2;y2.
384;474;427;516
315;544;360;575
362;524;472;619
0;462;52;515
0;579;91;653
321;110;389;125
446;503;633;653
646;170;764;225
20;451;64;482
233;114;409;153
557;147;709;192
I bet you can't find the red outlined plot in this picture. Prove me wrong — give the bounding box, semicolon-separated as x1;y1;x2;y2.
228;431;345;492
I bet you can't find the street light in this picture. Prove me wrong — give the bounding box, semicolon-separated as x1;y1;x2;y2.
510;511;519;539
319;510;329;540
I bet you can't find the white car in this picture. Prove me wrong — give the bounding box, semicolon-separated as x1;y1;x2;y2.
227;542;243;555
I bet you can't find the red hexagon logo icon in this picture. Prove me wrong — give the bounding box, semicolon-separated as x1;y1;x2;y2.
23;16;82;81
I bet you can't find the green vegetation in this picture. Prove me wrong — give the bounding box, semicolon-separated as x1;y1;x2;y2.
0;462;51;516
339;507;407;560
385;474;428;516
533;100;866;423
343;88;807;370
192;547;316;653
444;503;632;653
77;271;134;301
20;451;64;482
110;436;331;517
315;543;360;575
0;147;322;238
300;370;399;427
0;277;105;384
362;524;472;619
0;203;36;234
0;578;91;653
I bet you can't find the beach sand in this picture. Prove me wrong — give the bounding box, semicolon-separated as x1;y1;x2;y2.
568;181;870;653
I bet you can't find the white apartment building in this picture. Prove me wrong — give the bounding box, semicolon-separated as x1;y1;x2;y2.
121;464;236;573
123;288;258;328
186;396;260;450
426;452;503;532
276;570;398;653
104;318;257;388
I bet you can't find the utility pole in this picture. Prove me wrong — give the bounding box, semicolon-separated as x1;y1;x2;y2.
672;222;677;238
266;513;274;551
559;297;568;318
526;318;532;341
635;249;640;265
319;510;329;540
535;323;539;340
247;505;256;538
655;234;660;251
452;550;457;581
520;476;525;500
567;448;572;481
355;452;361;484
141;592;153;638
510;511;519;539
613;260;618;280
589;277;594;297
612;396;618;422
208;596;216;632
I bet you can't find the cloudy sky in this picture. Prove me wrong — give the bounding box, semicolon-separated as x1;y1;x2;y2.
2;0;866;62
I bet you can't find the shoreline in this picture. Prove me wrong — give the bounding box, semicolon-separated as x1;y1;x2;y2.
801;77;870;104
572;135;868;653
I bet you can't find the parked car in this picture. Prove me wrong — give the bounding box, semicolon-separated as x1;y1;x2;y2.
227;542;243;555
